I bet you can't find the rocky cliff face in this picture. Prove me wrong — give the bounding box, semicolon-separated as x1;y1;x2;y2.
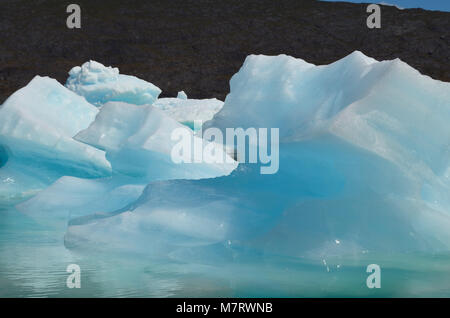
0;0;448;103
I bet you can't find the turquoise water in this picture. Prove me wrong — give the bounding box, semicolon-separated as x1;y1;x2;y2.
1;204;450;297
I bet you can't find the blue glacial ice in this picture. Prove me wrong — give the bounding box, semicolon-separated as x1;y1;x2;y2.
0;76;111;202
62;52;450;262
16;100;236;220
73;101;236;180
1;51;450;273
3;65;234;218
65;60;161;106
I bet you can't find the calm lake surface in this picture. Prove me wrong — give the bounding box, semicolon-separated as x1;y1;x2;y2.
1;204;449;297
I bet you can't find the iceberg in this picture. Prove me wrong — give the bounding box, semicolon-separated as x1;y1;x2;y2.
65;61;161;106
0;76;111;201
65;52;450;262
1;51;450;297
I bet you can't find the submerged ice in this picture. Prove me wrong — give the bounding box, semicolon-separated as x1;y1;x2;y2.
1;52;450;267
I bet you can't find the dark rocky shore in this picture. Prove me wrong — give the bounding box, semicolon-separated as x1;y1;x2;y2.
0;0;448;103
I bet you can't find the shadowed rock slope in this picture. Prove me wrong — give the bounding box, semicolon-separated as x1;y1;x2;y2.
0;0;448;103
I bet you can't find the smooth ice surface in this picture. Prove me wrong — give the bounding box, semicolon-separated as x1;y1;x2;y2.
17;101;236;220
16;176;146;221
15;98;236;220
66;52;450;262
153;97;223;129
0;76;111;201
66;61;161;106
74;101;236;179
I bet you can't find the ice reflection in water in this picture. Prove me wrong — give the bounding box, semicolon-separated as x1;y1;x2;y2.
1;205;450;297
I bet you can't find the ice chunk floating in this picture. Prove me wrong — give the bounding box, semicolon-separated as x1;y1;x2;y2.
66;60;161;106
1;51;450;297
0;76;111;202
66;51;450;258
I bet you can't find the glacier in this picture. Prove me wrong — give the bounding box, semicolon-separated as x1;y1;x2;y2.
1;52;450;296
66;60;161;106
